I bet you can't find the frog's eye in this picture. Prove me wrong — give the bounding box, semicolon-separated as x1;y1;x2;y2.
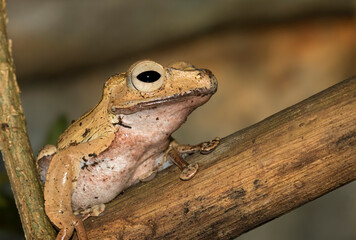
128;60;165;92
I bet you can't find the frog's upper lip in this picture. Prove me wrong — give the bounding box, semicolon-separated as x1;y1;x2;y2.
112;73;217;115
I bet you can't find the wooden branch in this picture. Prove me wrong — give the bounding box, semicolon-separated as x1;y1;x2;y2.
0;1;55;239
83;76;356;239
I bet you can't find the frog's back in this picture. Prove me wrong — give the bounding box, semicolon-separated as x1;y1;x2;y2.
57;99;115;150
57;74;127;149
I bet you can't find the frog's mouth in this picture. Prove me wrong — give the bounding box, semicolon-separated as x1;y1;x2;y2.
111;72;218;115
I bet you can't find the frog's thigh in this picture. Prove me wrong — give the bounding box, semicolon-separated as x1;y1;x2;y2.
44;150;88;240
56;226;74;240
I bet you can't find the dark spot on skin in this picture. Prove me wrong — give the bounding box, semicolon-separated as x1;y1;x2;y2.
81;163;88;170
69;141;78;146
299;123;305;127
156;117;159;120
252;139;256;144
1;123;9;131
82;157;88;162
94;196;98;199
113;116;132;129
88;153;97;158
82;128;91;138
79;122;82;126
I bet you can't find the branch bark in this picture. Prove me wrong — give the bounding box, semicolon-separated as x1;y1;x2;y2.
83;76;356;239
0;1;55;239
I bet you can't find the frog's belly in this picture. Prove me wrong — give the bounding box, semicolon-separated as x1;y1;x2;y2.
71;152;166;210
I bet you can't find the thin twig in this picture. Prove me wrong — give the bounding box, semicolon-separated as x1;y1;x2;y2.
0;1;55;239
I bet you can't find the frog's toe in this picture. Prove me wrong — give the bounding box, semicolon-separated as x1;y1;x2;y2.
180;163;199;181
200;137;220;154
74;203;106;221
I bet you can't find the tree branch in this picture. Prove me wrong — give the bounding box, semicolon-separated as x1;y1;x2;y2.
83;76;356;239
0;1;55;239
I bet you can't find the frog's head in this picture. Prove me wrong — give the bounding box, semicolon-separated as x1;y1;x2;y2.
105;60;218;115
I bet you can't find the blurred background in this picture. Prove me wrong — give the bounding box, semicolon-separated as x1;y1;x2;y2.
0;0;355;239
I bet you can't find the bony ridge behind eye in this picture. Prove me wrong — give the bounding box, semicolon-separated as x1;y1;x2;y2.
128;60;165;92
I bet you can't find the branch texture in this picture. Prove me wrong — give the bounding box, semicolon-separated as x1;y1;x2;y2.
83;76;356;239
0;1;55;239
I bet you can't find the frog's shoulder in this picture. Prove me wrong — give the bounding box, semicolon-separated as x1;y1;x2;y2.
56;73;126;150
57;105;114;150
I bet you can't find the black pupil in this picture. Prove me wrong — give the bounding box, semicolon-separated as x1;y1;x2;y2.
137;70;161;83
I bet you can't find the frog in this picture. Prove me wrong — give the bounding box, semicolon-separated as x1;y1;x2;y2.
36;60;220;240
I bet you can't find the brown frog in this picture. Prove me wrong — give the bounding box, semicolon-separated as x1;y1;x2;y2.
37;60;220;240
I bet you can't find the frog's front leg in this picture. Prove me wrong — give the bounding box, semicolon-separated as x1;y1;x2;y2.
44;148;88;240
168;137;220;180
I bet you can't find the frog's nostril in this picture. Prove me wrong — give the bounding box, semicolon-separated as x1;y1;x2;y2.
137;70;161;83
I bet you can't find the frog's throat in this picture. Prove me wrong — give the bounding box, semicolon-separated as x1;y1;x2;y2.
111;86;217;115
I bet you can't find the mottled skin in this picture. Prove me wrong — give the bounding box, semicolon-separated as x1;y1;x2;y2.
37;60;219;240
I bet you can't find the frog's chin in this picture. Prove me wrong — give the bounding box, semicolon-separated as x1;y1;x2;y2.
112;86;217;115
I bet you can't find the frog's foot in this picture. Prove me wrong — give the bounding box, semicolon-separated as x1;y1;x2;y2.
74;203;106;221
167;137;220;180
176;137;220;155
199;137;220;154
167;147;199;181
180;163;199;181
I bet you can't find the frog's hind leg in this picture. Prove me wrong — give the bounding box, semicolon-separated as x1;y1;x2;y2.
56;226;74;240
55;218;87;240
44;149;88;240
167;137;220;181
